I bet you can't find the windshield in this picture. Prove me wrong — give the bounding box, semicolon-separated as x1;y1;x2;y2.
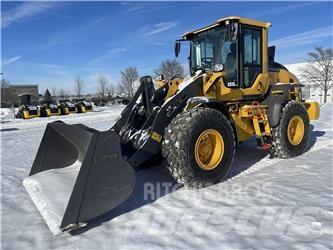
190;25;237;75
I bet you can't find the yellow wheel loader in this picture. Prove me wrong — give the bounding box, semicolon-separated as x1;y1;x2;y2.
15;94;40;119
73;99;93;113
58;99;77;115
23;16;320;235
40;103;61;117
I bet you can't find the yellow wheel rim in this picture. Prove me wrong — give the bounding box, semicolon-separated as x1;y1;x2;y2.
194;129;224;170
287;115;305;146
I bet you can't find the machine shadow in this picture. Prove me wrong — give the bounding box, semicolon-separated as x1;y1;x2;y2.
0;128;19;132
306;124;325;152
71;161;177;235
227;138;267;179
71;139;266;235
72;126;324;235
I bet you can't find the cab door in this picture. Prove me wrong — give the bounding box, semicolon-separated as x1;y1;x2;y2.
220;24;269;101
240;25;263;89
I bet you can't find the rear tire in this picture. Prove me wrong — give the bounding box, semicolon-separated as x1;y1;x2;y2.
16;111;22;119
162;108;236;188
269;100;310;158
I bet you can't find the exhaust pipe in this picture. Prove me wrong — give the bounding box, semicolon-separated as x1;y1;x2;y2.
23;121;135;235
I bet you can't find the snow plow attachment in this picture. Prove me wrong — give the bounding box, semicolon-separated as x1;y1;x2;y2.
23;121;135;235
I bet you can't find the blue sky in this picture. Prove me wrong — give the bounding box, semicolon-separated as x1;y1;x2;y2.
2;1;333;94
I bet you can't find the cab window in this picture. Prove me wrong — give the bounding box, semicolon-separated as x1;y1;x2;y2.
243;27;262;88
190;25;238;87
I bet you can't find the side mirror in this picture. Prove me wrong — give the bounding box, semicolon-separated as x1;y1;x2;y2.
174;41;181;58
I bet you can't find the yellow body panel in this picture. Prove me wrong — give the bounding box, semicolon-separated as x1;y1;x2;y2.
63;108;69;115
239;104;268;117
165;78;184;99
47;109;61;116
277;69;299;84
155;78;184;99
155;79;165;88
262;28;269;74
206;73;270;101
231;113;254;142
304;100;320;120
238;17;271;28
235;104;271;140
183;16;271;39
23;110;40;119
203;72;223;94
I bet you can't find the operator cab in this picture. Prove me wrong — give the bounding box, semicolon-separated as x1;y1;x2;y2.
175;16;271;89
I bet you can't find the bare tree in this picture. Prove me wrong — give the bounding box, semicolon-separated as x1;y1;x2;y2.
1;78;10;87
1;78;16;105
300;46;333;103
74;76;84;97
51;86;57;97
105;85;116;105
118;66;139;99
154;59;184;81
65;89;71;97
58;88;66;99
97;75;108;97
106;84;116;97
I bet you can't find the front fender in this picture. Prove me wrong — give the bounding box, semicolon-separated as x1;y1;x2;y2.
186;97;239;146
186;97;229;117
303;99;320;120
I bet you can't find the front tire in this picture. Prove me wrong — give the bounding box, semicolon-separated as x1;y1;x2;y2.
162;108;236;188
269;100;310;158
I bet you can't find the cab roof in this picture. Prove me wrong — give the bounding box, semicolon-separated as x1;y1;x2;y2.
182;16;271;39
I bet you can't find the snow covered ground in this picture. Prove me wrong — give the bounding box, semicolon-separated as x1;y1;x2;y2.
0;108;16;120
1;104;332;249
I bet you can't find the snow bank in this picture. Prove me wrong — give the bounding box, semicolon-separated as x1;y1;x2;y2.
0;108;15;120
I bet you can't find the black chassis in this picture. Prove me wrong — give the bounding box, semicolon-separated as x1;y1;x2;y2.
112;75;204;168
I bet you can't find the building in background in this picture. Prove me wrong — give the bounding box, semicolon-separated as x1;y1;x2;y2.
285;63;332;104
1;84;39;107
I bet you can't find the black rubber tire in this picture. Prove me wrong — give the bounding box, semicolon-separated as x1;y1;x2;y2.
16;111;22;119
40;107;47;117
78;106;85;113
162;107;236;189
269;100;310;158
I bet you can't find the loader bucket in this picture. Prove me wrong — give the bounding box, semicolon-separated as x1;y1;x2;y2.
23;121;135;235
